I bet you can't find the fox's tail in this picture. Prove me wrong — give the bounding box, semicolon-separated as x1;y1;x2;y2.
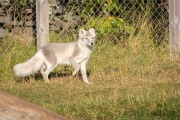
13;51;44;77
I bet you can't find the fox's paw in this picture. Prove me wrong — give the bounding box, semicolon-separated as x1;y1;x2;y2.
72;73;76;77
86;82;92;84
44;80;50;83
72;72;78;77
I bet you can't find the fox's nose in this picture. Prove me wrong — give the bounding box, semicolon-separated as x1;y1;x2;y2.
91;43;93;45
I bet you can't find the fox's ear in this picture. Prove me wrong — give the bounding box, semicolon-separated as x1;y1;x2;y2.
79;28;86;37
89;28;95;35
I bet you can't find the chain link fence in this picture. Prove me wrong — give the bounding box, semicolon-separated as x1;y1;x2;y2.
0;0;168;44
0;0;169;80
0;0;35;42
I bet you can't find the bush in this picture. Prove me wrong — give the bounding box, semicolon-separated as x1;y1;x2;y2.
86;16;134;44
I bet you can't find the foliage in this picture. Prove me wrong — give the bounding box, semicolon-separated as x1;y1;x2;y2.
10;0;34;7
10;0;26;7
103;0;123;13
86;16;134;43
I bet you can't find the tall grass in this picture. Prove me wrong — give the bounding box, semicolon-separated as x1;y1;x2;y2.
0;21;180;120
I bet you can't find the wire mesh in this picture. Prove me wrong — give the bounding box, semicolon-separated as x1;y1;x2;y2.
0;0;169;81
0;0;169;44
0;0;36;42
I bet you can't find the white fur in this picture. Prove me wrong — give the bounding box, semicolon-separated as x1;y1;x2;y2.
13;52;44;76
13;28;96;84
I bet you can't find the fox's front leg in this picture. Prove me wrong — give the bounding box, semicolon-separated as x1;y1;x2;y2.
69;58;80;76
80;59;92;84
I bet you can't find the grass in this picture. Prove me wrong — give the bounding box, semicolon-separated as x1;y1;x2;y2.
0;29;180;120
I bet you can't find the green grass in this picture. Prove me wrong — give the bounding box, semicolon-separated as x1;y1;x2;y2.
0;31;180;120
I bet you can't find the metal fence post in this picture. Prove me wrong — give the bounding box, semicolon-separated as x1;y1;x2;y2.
169;0;180;60
36;0;49;51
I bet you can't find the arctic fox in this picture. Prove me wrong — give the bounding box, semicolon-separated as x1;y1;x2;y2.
13;28;96;84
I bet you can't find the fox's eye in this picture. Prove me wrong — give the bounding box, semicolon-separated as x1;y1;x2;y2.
85;38;89;40
92;37;95;39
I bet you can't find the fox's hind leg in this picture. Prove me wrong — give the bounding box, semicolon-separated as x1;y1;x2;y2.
45;63;57;82
40;63;57;82
40;64;50;82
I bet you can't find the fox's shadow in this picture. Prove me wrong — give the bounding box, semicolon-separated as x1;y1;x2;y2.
15;67;91;83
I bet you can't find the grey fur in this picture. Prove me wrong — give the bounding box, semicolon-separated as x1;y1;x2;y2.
41;44;57;64
72;43;81;58
13;28;96;84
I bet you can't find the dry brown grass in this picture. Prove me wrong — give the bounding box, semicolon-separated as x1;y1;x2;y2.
0;27;180;119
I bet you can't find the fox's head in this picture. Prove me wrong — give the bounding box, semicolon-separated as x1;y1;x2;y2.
78;28;96;48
